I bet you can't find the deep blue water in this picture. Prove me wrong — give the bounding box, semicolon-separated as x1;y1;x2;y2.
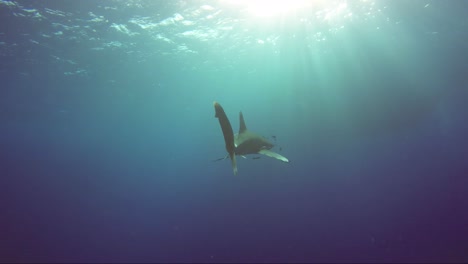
1;0;468;262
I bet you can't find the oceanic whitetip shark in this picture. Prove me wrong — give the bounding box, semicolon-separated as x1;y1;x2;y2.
213;101;289;175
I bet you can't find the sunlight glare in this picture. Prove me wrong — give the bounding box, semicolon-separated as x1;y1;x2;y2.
223;0;312;17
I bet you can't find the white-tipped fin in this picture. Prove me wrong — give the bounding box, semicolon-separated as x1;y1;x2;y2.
230;154;238;175
258;149;289;163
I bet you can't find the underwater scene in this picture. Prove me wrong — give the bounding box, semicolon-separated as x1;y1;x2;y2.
1;0;467;262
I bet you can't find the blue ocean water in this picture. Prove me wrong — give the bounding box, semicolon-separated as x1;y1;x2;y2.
1;0;467;262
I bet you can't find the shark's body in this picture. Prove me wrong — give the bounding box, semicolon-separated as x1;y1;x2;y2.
213;101;289;175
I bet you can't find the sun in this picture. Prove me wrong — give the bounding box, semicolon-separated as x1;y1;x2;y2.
222;0;313;18
245;0;309;17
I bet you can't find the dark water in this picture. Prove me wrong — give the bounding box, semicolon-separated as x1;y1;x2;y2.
1;0;468;262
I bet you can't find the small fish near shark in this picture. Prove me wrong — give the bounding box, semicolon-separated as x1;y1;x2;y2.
213;101;289;175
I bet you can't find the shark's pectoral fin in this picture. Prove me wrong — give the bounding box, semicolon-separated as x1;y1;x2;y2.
258;149;289;163
214;101;238;175
230;154;238;175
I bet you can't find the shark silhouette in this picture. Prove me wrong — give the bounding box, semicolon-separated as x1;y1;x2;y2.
214;101;289;175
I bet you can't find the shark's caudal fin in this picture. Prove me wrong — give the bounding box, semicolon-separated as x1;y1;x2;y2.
239;111;247;134
214;101;238;175
258;149;289;163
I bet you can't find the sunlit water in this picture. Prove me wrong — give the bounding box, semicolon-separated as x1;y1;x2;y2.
1;0;467;262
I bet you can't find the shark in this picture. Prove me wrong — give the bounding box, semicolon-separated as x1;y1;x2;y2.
213;101;289;175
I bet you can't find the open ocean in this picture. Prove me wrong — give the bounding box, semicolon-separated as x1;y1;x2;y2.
1;0;467;262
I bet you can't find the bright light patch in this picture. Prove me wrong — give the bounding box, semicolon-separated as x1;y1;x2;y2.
219;0;376;34
223;0;311;17
246;0;307;17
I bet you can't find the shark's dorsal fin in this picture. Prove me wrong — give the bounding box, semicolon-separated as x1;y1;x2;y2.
239;111;247;134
